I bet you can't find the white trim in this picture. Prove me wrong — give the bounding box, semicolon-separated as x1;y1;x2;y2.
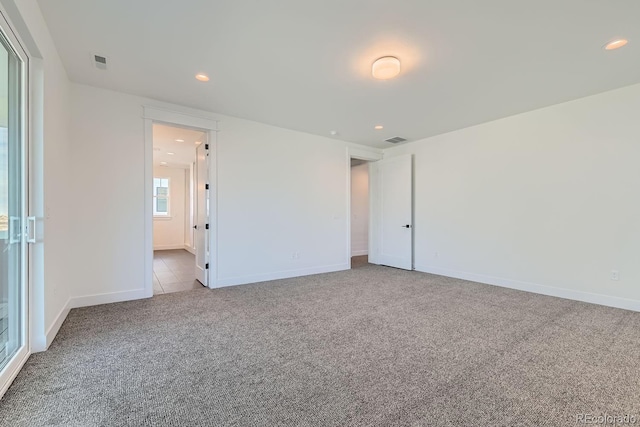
31;297;71;352
347;143;383;161
30;288;149;355
415;264;640;313
143;106;218;132
153;244;188;251
215;263;350;288
207;130;218;289
345;149;352;267
33;287;156;354
143;118;153;299
351;250;368;257
69;289;148;309
184;245;195;255
143;109;218;298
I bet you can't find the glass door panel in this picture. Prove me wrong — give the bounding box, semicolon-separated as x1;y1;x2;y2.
0;25;25;375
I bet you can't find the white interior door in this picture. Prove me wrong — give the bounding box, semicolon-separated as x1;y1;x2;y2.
194;141;209;286
373;155;413;270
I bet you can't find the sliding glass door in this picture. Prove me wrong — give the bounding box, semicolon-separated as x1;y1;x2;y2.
0;13;28;393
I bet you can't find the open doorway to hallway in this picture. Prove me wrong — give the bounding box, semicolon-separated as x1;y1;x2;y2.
351;158;370;269
152;123;206;294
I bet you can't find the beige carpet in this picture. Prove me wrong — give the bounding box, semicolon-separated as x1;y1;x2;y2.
0;264;639;426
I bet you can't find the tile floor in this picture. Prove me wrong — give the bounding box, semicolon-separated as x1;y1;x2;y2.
153;249;204;295
351;255;369;269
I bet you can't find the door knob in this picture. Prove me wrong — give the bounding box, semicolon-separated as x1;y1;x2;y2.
194;225;198;230
402;225;411;228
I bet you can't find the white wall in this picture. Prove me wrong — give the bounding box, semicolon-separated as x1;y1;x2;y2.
69;83;380;301
6;0;72;350
69;86;146;302
350;163;369;256
152;166;186;250
384;83;640;310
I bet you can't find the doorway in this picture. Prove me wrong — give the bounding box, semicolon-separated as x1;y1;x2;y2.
350;158;370;269
143;108;218;298
151;123;208;294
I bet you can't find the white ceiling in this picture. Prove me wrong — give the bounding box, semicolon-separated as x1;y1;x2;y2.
153;124;204;168
38;0;640;148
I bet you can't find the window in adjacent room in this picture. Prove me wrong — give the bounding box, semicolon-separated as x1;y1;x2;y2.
153;177;170;216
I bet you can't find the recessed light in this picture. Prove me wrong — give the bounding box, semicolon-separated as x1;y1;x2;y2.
195;73;210;82
330;130;338;136
604;39;628;50
175;139;184;142
167;152;175;155
372;56;401;80
374;125;384;130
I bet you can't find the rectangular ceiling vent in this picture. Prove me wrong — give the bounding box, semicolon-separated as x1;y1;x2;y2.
385;136;407;144
93;54;108;70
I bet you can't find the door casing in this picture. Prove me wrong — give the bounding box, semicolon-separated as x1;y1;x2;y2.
143;107;218;296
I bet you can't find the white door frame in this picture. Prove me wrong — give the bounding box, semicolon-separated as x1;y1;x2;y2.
143;107;218;296
345;145;383;267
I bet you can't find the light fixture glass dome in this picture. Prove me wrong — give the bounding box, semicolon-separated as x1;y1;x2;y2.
372;56;401;80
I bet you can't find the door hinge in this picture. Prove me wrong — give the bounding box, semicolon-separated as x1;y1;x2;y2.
205;263;209;270
205;183;209;190
205;143;209;150
205;224;209;230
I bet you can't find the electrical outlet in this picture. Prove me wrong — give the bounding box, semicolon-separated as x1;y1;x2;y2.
611;270;619;281
292;252;301;260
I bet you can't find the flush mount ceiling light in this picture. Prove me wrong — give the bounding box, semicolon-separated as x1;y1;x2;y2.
160;161;167;165
195;73;210;82
372;56;401;80
374;125;384;130
175;139;184;142
167;152;175;155
604;39;628;50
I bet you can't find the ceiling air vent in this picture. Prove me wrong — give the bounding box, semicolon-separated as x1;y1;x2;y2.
385;136;407;144
93;54;108;70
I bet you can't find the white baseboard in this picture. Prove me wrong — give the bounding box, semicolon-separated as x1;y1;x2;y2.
351;250;368;257
32;290;149;354
32;298;71;353
213;263;350;288
184;245;195;255
69;289;149;309
153;244;187;251
42;298;71;351
415;264;640;313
